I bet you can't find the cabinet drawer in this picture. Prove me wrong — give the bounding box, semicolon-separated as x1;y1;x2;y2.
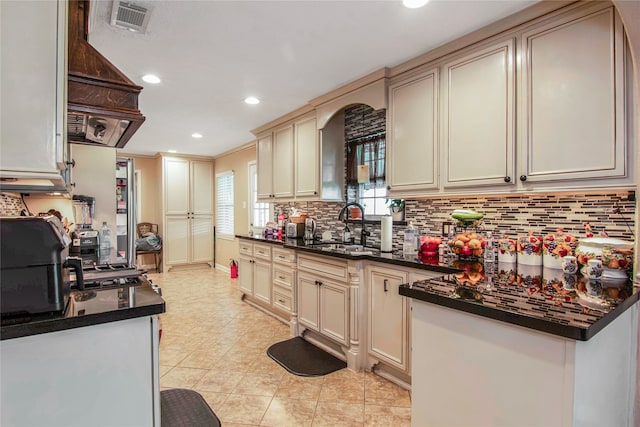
273;265;294;289
298;254;348;282
253;243;272;261
272;247;295;265
239;241;253;256
273;285;293;313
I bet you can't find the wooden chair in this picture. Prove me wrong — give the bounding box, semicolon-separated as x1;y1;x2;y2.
136;222;162;272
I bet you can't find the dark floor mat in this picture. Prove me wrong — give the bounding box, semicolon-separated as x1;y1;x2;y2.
267;336;347;377
161;388;221;427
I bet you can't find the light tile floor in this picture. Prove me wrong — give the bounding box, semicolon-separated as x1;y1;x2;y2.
151;267;411;427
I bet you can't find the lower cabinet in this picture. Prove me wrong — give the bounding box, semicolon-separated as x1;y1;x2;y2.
238;242;272;304
164;215;213;269
298;271;349;346
367;265;410;372
272;247;296;314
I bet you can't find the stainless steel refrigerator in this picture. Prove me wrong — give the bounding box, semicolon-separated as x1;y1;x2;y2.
116;157;136;266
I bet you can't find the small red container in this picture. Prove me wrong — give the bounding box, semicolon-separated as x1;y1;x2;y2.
230;260;238;278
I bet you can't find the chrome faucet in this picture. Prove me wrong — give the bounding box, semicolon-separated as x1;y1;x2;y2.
337;202;370;247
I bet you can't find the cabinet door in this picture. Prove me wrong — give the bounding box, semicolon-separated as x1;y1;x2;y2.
190;216;213;264
273;125;294;198
190;160;213;215
0;0;64;176
253;259;272;305
319;280;348;346
164;158;190;215
164;216;190;265
238;257;254;294
256;134;273;200
368;267;409;371
297;273;320;332
294;116;319;198
442;39;515;188
388;69;439;194
519;7;626;183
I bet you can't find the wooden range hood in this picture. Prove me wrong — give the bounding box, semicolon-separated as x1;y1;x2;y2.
67;0;145;149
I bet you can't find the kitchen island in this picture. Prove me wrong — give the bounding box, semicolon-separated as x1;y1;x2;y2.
0;283;165;427
400;263;639;426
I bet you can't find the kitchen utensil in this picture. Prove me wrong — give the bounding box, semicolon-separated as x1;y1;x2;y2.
561;256;578;274
304;218;316;241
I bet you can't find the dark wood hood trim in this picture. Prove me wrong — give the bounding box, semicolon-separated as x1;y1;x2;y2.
68;0;145;148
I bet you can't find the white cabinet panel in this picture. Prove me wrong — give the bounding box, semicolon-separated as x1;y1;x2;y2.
164;158;190;215
0;0;66;178
368;267;409;371
256;133;274;199
442;39;515;188
254;259;272;305
298;273;320;332
388;68;439;194
165;216;190;265
191;216;213;263
519;7;626;183
273;124;294;198
294;115;319;198
319;280;348;346
190;160;213;215
238;257;253;294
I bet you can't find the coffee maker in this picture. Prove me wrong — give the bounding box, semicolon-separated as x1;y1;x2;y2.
70;195;99;266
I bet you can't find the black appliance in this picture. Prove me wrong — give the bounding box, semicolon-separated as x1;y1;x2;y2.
1;216;84;322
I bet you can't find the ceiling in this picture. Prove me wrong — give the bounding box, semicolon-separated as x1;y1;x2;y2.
88;0;538;158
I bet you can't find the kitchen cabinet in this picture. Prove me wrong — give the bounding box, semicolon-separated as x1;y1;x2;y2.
0;0;68;186
272;247;296;315
442;38;515;188
518;5;627;185
294;115;320;198
387;68;439;195
162;156;213;269
297;254;349;346
368;265;409;372
256;125;294;201
1;316;161;427
238;242;272;305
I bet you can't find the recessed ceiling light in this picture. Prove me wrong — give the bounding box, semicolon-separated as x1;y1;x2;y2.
168;150;177;153
244;96;260;105
142;74;161;84
403;0;429;8
191;133;203;139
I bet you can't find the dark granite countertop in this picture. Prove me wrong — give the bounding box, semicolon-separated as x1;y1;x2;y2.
400;261;640;341
236;235;458;274
1;283;166;340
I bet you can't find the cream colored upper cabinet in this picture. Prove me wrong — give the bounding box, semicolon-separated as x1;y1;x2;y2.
294;115;320;198
518;6;626;184
190;160;214;215
273;124;294;198
0;0;67;179
442;39;515;188
164;157;190;215
387;68;439;195
256;133;273;200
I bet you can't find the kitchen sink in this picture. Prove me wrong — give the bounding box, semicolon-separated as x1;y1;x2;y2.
309;242;377;256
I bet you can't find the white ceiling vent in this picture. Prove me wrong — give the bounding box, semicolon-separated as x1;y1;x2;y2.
110;1;151;33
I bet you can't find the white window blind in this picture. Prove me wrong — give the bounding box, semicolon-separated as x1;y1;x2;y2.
248;162;270;229
216;171;234;237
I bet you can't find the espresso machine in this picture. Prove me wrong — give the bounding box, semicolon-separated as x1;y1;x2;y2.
70;195;99;266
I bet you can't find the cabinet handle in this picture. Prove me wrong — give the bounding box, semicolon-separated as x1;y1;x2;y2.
278;299;285;304
387;185;391;190
66;159;76;168
278;256;285;260
384;279;388;292
504;176;511;183
520;175;527;182
316;280;323;286
279;276;286;280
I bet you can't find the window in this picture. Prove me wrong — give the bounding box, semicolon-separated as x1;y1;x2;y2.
216;171;234;238
346;132;387;217
248;161;270;230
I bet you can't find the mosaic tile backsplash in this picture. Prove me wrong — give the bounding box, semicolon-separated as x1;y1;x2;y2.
0;193;26;216
276;192;636;251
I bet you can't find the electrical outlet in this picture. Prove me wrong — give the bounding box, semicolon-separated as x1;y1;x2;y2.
628;191;636;202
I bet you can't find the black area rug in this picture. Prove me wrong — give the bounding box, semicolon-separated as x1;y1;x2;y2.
267;337;347;377
161;388;221;427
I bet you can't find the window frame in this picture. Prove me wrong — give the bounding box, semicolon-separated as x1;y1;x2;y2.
248;161;270;233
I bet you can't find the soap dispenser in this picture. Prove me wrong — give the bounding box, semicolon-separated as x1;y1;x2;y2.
342;224;351;243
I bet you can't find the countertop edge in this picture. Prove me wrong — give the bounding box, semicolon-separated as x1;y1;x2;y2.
400;284;640;341
1;287;166;341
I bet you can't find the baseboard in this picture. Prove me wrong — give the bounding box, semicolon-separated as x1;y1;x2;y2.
215;263;230;273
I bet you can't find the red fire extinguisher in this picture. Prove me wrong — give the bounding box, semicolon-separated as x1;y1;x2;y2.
230;259;238;278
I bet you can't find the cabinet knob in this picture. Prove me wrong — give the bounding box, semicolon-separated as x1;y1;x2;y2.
504;176;511;183
313;191;317;195
520;175;527;182
66;159;76;168
384;279;388;292
387;185;391;190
